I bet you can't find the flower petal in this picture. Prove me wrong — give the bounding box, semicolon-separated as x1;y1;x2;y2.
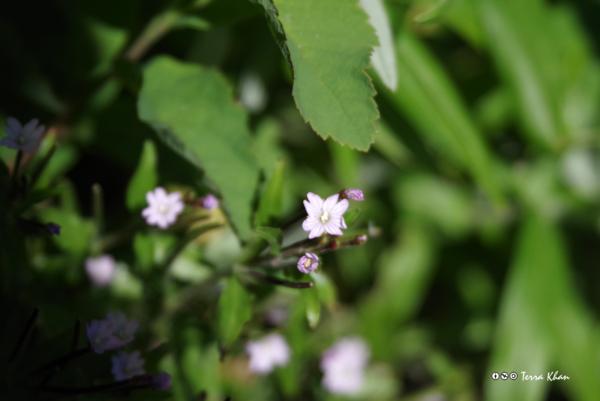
323;194;340;213
0;136;19;150
154;187;167;200
325;222;343;236
22;118;39;135
341;216;347;229
307;192;324;210
303;200;320;217
302;217;319;231
309;225;325;239
330;199;349;217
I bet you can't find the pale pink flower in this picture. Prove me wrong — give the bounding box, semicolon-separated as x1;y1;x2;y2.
111;350;145;380
142;187;184;229
85;255;116;287
0;117;45;152
245;333;291;374
86;318;123;354
297;253;319;274
106;311;138;345
302;193;348;239
321;337;370;395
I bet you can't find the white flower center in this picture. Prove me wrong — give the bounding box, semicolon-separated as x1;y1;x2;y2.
303;258;313;268
158;204;169;215
319;210;330;224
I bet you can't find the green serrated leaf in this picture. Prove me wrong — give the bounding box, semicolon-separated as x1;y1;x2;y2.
138;56;259;239
255;158;285;227
248;0;293;72
272;0;379;150
218;275;252;347
126;140;158;211
255;227;282;255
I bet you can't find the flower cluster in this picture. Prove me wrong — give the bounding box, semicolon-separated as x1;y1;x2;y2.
321;337;370;395
86;312;171;390
86;311;138;353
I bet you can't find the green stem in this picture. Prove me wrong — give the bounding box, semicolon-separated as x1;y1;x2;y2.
125;10;181;61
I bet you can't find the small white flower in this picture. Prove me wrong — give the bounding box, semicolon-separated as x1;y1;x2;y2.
321;337;370;396
111;350;146;380
245;333;291;374
106;311;138;345
302;193;349;239
85;255;116;287
142;187;184;229
0;117;45;152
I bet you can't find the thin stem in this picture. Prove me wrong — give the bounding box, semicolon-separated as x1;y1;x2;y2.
8;306;40;363
30;346;92;376
10;150;23;195
125;10;181;61
245;270;313;289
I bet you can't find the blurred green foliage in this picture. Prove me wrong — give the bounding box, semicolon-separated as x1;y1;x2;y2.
2;0;600;400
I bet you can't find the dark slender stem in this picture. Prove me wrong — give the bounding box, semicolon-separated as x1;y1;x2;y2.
38;378;133;394
30;346;92;376
69;319;81;352
8;306;40;363
246;270;313;289
12;150;23;184
39;366;60;388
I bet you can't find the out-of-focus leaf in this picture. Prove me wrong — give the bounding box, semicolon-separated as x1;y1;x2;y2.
248;0;293;72
300;275;320;329
398;173;473;238
38;209;94;258
134;233;155;272
359;0;397;91
114;59;142;95
255;227;282;255
486;214;600;401
172;15;211;31
181;329;221;398
474;87;514;134
384;29;503;204
413;0;451;24
138;56;259;239
372;120;410;167
272;0;379;150
255;159;285;227
477;0;568;149
310;271;337;312
32;145;79;190
360;222;436;359
329;141;360;188
218;275;252;347
126;140;158;211
84;17;128;78
343;209;361;227
442;0;486;48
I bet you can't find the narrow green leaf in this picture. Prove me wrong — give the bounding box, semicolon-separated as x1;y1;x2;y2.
310;271;337;311
382;29;504;204
300;276;320;329
486;214;600;401
343;209;361;227
171;15;211;31
359;0;397;91
255;227;282;255
272;0;380;150
218;275;252;347
477;0;567;149
138;56;259;239
126;140;158;211
255;159;285;227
